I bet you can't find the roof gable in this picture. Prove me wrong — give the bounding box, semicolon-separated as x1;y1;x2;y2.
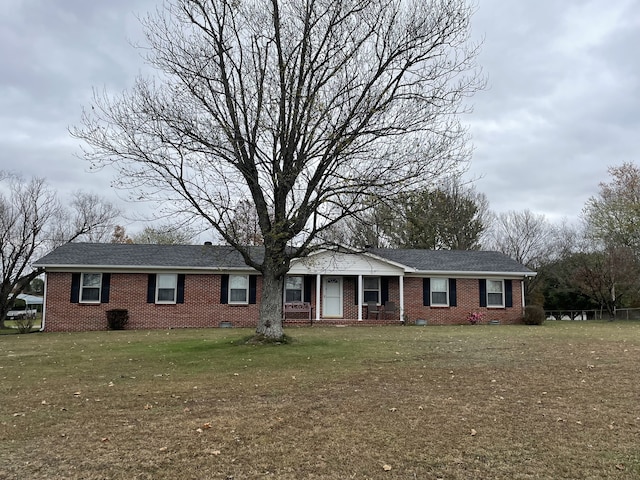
289;250;404;275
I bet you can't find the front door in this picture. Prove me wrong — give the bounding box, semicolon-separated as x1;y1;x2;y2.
322;276;343;318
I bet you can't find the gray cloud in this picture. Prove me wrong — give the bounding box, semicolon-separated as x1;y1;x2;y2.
466;0;640;221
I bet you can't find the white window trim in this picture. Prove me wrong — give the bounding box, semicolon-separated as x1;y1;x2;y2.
430;277;449;307
284;276;304;303
229;274;249;305
80;273;102;304
363;276;381;305
156;273;178;304
486;279;505;308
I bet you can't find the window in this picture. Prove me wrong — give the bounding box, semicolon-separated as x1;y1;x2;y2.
430;278;448;306
156;274;177;303
487;280;504;307
285;276;303;302
363;277;380;303
229;274;249;304
81;273;102;303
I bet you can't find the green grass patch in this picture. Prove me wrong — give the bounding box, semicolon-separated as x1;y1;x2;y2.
1;322;639;479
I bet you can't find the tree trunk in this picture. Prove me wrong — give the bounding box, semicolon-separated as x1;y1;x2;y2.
255;267;285;341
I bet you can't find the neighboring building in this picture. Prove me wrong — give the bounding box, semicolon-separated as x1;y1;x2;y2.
33;243;535;332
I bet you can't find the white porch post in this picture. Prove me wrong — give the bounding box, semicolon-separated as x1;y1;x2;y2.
316;274;321;321
358;275;363;321
399;275;404;323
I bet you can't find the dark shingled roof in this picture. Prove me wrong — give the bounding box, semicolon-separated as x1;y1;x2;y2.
33;243;262;269
35;243;533;275
369;248;533;274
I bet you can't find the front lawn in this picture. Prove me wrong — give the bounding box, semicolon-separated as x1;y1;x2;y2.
1;322;639;479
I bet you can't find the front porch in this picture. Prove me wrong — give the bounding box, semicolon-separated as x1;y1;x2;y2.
286;251;407;323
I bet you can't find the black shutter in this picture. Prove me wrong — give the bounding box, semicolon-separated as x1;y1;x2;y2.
304;276;312;303
147;274;156;303
449;278;457;307
220;274;229;304
101;273;111;304
355;277;359;305
70;273;81;303
479;279;487;307
249;275;257;304
176;274;185;304
423;278;430;306
381;277;389;305
505;280;513;308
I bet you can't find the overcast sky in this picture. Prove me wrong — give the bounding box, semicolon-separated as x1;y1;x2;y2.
1;0;639;234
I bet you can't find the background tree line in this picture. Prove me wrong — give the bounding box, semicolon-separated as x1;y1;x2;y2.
5;161;640;326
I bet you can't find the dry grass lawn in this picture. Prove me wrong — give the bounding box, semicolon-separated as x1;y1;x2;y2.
1;322;639;479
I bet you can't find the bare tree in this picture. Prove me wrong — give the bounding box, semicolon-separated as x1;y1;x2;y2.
483;209;561;302
0;174;118;327
483;210;557;268
73;0;482;340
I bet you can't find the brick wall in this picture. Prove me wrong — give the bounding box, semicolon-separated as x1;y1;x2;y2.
403;277;524;325
44;272;261;332
43;272;524;332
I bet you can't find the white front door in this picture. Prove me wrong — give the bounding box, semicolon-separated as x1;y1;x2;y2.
322;276;343;318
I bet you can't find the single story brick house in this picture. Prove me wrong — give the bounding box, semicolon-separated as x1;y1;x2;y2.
33;243;535;332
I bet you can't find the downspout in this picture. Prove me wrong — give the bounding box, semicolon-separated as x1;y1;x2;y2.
39;272;47;332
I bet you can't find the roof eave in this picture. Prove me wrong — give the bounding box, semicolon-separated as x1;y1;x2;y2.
406;270;536;278
35;264;258;273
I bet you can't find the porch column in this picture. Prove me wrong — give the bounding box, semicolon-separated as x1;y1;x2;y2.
357;275;363;321
316;274;321;321
399;275;404;323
